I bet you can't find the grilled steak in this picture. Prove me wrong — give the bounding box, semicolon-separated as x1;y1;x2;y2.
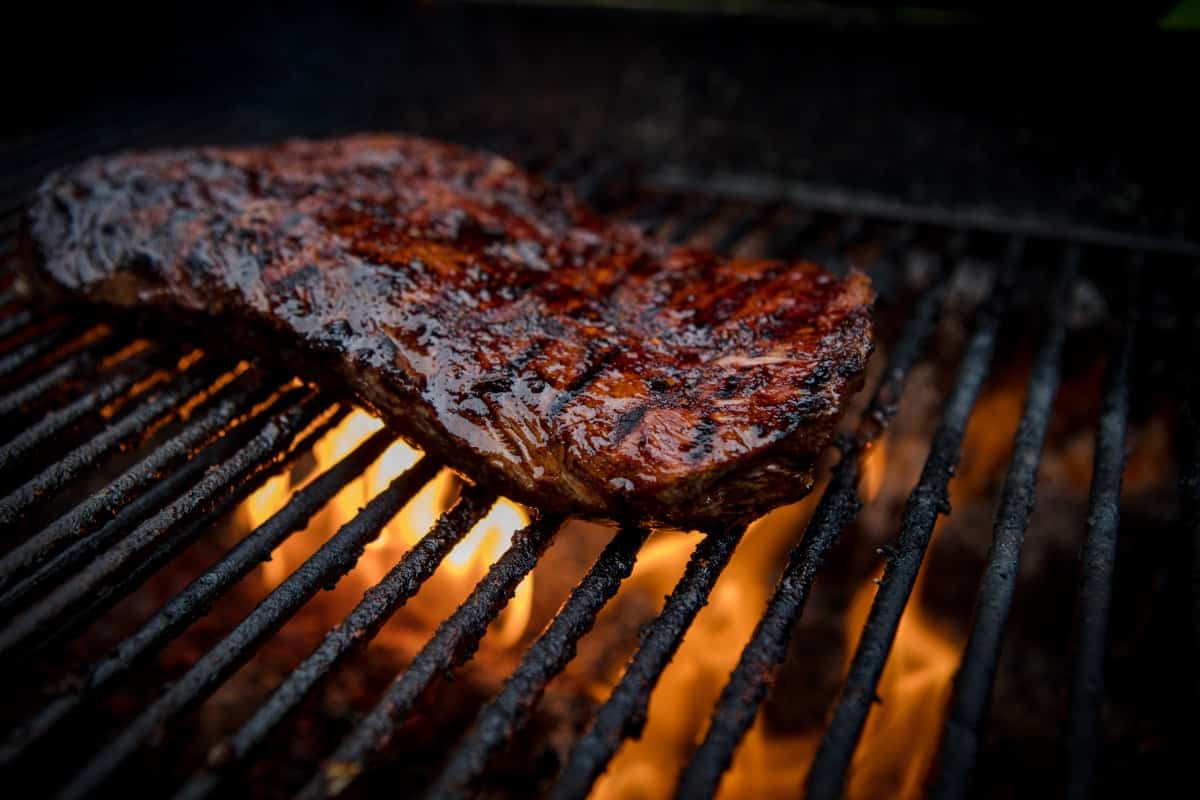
24;134;873;529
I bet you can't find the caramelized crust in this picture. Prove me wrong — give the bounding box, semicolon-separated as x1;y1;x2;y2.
26;134;873;529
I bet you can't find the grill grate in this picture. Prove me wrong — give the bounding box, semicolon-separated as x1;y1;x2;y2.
0;121;1195;800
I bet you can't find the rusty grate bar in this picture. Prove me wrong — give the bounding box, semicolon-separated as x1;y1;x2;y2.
803;238;1020;800
297;513;565;800
177;484;499;800
929;246;1081;799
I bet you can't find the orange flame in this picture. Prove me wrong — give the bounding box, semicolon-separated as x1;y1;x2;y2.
237;408;531;648
592;497;821;800
227;361;1037;797
592;409;980;799
841;567;958;798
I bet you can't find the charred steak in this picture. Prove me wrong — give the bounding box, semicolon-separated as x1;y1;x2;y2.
24;134;873;529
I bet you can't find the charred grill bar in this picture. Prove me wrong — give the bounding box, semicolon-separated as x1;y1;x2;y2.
177;484;500;800
549;524;746;800
673;230;956;798
803;237;1015;800
1061;272;1138;800
430;520;650;800
0;113;1196;800
295;512;566;800
928;247;1081;800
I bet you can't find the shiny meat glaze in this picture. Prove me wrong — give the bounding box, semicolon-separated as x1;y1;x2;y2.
24;134;873;529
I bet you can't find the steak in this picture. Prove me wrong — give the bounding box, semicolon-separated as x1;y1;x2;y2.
23;134;873;529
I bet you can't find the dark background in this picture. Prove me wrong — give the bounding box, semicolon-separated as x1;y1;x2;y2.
4;1;1197;238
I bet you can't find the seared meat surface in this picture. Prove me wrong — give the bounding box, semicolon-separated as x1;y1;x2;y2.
25;134;872;529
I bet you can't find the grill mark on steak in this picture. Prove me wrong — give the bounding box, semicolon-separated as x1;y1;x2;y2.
686;375;744;463
611;403;650;447
24;133;874;528
687;415;718;464
547;346;619;420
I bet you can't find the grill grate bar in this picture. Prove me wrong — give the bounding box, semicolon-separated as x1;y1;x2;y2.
0;427;396;772
297;513;565;800
674;235;957;797
0;370;276;605
548;525;746;800
431;521;650;799
651;168;1200;258
930;246;1081;798
56;452;440;800
177;484;499;800
0;336;115;420
0;317;80;380
803;238;1020;800
0;309;34;341
36;400;349;660
931;247;1084;796
1062;274;1138;800
0;346;161;478
0;389;329;665
0;357;223;528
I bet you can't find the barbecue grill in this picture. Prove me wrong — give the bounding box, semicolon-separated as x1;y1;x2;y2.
2;3;1197;799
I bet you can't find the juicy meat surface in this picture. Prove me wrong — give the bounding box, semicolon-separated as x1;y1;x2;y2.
25;134;873;529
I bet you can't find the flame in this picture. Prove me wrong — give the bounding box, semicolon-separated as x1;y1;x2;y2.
841;567;958;798
227;366;1030;796
592;377;1014;800
236;408;531;648
592;498;821;800
861;436;889;504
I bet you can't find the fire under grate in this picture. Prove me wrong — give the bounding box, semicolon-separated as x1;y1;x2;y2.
0;122;1197;800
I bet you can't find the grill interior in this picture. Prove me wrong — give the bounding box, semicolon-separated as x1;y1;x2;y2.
2;7;1198;796
1;125;1196;799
